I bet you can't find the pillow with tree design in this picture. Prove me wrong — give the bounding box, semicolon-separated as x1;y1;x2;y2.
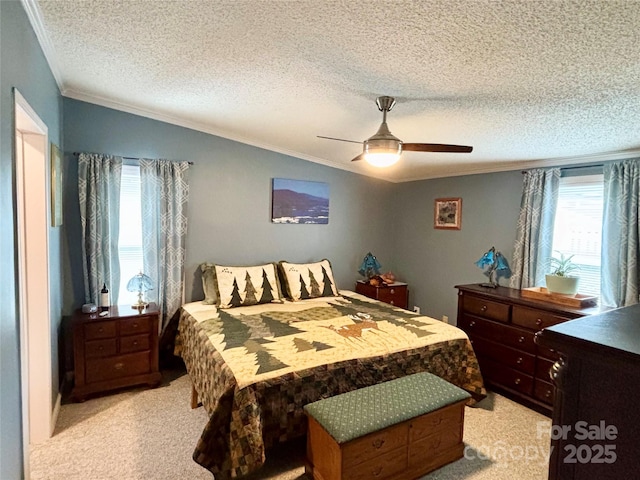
279;259;339;301
212;263;284;308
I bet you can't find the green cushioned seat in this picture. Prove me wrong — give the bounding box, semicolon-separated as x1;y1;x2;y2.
304;372;471;444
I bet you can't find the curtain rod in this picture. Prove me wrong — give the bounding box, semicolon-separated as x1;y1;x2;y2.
521;164;603;174
73;152;193;165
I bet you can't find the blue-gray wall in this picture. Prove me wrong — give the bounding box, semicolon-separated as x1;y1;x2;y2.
62;98;396;313
61;97;528;328
389;171;524;323
1;1;64;478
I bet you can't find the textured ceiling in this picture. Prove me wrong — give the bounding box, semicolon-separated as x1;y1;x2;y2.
31;0;640;182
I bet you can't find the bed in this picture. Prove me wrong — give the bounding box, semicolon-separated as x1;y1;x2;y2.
174;287;486;479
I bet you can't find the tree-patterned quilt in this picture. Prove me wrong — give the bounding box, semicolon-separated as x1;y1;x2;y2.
175;290;486;479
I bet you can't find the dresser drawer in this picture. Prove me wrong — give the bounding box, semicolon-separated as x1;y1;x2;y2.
537;343;562;361
470;336;535;375
120;316;151;335
533;378;555;405
459;315;536;354
85;352;151;383
462;295;510;323
343;445;406;480
512;305;569;330
376;285;408;308
84;321;116;340
479;356;534;396
120;334;150;354
535;357;555;380
342;422;407;467
85;338;117;358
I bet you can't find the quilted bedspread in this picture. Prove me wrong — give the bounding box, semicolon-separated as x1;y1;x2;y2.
175;290;486;479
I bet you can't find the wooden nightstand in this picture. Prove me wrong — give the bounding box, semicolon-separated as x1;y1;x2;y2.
71;303;162;401
355;280;409;309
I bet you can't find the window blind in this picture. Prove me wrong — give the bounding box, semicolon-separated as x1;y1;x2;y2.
551;174;603;297
117;164;143;304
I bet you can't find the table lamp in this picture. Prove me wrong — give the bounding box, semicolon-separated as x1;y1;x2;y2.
475;246;511;288
358;252;382;279
127;271;154;309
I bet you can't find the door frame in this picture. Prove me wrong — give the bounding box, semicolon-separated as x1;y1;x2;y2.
14;88;55;477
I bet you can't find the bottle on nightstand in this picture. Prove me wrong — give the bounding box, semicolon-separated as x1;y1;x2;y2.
100;283;109;311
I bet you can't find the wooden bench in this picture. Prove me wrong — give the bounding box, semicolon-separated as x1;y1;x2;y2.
303;372;471;480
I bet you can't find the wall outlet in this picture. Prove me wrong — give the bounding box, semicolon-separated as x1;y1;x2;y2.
442;315;449;324
413;306;421;314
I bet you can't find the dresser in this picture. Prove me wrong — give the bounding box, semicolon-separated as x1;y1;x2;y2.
536;305;640;480
455;284;599;412
71;303;162;401
355;281;409;309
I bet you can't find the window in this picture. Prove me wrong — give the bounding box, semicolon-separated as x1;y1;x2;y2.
117;164;143;304
551;174;603;297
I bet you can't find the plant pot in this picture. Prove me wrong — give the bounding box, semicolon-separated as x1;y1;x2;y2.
545;274;579;296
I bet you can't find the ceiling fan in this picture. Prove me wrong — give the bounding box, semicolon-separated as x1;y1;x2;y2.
318;96;473;167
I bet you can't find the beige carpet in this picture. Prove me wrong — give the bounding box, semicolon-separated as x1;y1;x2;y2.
30;369;551;480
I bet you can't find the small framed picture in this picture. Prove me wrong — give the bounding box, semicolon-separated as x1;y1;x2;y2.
434;198;461;230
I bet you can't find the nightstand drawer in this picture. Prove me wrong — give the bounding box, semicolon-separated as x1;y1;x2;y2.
85;352;151;383
85;338;117;358
120;334;150;354
376;286;407;307
120;316;151;335
84;321;116;340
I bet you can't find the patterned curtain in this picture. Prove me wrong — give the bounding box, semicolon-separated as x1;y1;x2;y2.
510;168;561;289
140;159;190;331
601;159;640;307
78;153;123;304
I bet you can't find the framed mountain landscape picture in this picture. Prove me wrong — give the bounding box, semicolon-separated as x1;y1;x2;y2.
271;178;329;224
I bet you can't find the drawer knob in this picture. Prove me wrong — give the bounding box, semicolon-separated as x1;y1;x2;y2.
390;289;395;294
98;346;103;351
372;466;383;477
390;300;394;305
545;389;552;398
518;336;525;343
98;328;103;333
133;341;138;346
481;305;487;312
514;378;521;385
133;323;139;328
516;357;523;365
372;439;385;449
536;318;543;326
114;362;124;370
469;321;476;327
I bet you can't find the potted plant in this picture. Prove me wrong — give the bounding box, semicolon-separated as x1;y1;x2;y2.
545;252;580;296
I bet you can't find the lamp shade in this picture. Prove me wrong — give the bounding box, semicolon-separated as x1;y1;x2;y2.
358;252;382;278
126;272;153;293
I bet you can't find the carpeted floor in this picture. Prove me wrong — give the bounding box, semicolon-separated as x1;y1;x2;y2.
30;369;552;480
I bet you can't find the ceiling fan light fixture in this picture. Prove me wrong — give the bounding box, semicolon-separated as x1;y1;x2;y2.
363;136;402;167
364;152;401;167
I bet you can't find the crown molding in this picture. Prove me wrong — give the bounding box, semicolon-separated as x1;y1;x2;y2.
392;148;640;182
21;0;66;92
60;88;393;180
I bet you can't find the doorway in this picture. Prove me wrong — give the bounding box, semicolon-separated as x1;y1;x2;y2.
14;89;55;477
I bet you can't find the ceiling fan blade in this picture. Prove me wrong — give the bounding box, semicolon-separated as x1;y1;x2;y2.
403;143;473;153
317;135;363;145
351;153;365;162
